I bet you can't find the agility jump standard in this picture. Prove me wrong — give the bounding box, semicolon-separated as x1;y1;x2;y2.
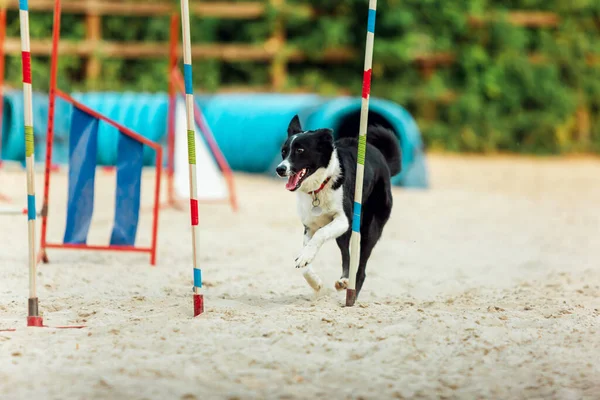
38;0;162;266
179;0;204;316
346;0;377;307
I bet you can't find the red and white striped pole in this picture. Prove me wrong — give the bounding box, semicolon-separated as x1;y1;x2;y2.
347;0;377;307
179;0;203;316
19;0;43;326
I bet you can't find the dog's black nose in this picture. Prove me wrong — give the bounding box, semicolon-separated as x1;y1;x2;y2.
276;165;287;177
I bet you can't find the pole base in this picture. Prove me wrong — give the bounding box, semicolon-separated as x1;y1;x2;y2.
37;250;50;264
193;294;204;317
27;316;44;327
345;289;356;307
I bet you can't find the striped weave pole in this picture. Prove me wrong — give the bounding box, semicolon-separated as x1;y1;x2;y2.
346;0;377;307
179;0;203;317
19;0;42;326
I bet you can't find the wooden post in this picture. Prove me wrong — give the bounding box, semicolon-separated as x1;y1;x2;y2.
269;0;286;91
575;106;590;145
85;0;101;83
417;61;438;124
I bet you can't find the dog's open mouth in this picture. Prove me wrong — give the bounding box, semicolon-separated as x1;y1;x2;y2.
286;168;309;191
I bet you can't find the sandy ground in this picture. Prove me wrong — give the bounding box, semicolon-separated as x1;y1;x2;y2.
0;154;599;400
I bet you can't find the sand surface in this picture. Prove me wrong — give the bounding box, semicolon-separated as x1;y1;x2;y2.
0;154;599;399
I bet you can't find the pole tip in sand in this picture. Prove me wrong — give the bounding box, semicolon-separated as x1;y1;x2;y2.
345;289;356;307
193;293;204;317
27;298;43;326
26;316;44;327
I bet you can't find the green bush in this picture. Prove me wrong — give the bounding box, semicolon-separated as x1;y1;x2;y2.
3;0;600;153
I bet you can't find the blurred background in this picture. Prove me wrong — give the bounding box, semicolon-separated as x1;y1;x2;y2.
2;0;600;158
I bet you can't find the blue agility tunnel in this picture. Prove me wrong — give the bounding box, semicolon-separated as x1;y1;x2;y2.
1;91;166;167
1;91;428;188
197;93;428;188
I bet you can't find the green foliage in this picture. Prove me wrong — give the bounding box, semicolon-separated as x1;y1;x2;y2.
4;0;600;153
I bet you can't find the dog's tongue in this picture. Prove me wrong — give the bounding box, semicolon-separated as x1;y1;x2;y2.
286;173;301;191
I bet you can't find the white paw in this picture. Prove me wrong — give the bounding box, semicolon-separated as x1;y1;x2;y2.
335;278;349;291
295;245;318;268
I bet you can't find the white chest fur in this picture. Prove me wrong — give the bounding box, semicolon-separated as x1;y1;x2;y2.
294;148;345;235
297;186;344;233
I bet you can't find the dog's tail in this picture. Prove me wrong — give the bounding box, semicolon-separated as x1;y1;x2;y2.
367;125;402;176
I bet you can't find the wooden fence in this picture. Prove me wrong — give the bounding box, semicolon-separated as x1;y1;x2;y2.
2;0;328;92
0;1;594;94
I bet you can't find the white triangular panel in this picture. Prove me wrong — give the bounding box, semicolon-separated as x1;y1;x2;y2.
174;99;227;200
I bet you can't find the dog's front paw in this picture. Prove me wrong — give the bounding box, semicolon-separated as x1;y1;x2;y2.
335;278;349;291
295;245;317;268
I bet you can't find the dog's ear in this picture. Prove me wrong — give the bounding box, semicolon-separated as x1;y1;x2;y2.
316;128;334;147
316;128;334;142
318;128;333;137
287;115;302;136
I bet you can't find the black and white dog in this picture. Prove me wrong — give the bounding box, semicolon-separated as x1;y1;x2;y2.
276;115;401;300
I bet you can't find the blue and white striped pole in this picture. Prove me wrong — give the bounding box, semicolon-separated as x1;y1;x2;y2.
347;0;377;307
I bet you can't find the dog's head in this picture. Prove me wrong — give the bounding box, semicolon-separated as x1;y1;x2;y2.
276;115;334;192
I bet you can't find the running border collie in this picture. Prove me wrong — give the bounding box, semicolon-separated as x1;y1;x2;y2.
276;115;401;301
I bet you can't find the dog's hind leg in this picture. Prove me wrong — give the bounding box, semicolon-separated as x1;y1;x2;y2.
356;214;386;299
335;231;351;290
301;227;322;292
355;242;373;299
354;178;393;299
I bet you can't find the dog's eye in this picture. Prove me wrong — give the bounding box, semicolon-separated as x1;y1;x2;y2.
282;149;287;157
296;148;304;154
